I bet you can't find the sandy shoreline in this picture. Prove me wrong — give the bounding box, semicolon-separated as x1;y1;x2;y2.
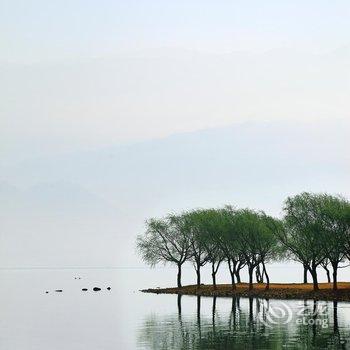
142;282;350;302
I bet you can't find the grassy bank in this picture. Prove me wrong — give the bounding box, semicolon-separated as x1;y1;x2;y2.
142;282;350;301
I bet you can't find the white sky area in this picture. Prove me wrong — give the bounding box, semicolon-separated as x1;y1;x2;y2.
1;0;350;163
0;1;349;267
1;0;350;62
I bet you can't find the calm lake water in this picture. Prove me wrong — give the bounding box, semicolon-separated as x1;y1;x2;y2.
0;268;349;349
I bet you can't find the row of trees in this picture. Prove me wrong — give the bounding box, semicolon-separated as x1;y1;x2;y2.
137;192;350;291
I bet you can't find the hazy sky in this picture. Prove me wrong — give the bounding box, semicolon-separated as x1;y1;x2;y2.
1;0;350;161
1;2;350;267
1;120;349;267
1;0;350;63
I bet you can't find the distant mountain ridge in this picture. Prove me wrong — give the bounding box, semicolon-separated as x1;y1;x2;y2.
0;120;349;267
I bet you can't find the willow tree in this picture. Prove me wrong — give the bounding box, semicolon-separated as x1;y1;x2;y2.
346;214;350;261
316;194;350;290
184;210;211;288
215;206;245;290
234;209;280;290
278;193;327;291
136;214;192;288
320;259;331;283
256;213;284;290
194;209;225;289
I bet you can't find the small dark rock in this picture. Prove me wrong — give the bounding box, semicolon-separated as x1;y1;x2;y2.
55;289;63;292
82;288;88;291
107;287;111;291
93;287;101;291
45;291;49;294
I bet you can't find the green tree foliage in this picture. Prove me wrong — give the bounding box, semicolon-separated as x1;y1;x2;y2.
313;194;350;290
190;209;225;289
279;192;350;291
136;215;192;287
233;209;281;290
215;206;245;290
183;210;211;288
136;191;350;291
279;193;326;290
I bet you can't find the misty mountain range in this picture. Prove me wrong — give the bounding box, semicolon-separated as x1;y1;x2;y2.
2;46;350;162
1;119;349;267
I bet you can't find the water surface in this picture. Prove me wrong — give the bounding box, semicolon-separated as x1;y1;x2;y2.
0;268;349;349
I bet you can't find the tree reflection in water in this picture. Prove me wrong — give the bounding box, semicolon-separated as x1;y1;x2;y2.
137;296;350;350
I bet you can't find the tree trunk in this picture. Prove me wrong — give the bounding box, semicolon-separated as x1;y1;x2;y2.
212;262;217;290
303;264;308;283
248;266;254;290
235;269;241;283
322;263;331;283
309;267;319;291
196;267;201;288
259;266;264;283
228;260;236;290
255;264;263;283
331;262;338;291
230;270;236;289
177;263;182;288
332;269;338;291
262;261;270;290
325;267;331;284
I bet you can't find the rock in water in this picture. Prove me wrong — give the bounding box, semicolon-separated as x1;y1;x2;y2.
107;287;111;291
55;290;63;292
82;288;88;291
93;287;101;291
